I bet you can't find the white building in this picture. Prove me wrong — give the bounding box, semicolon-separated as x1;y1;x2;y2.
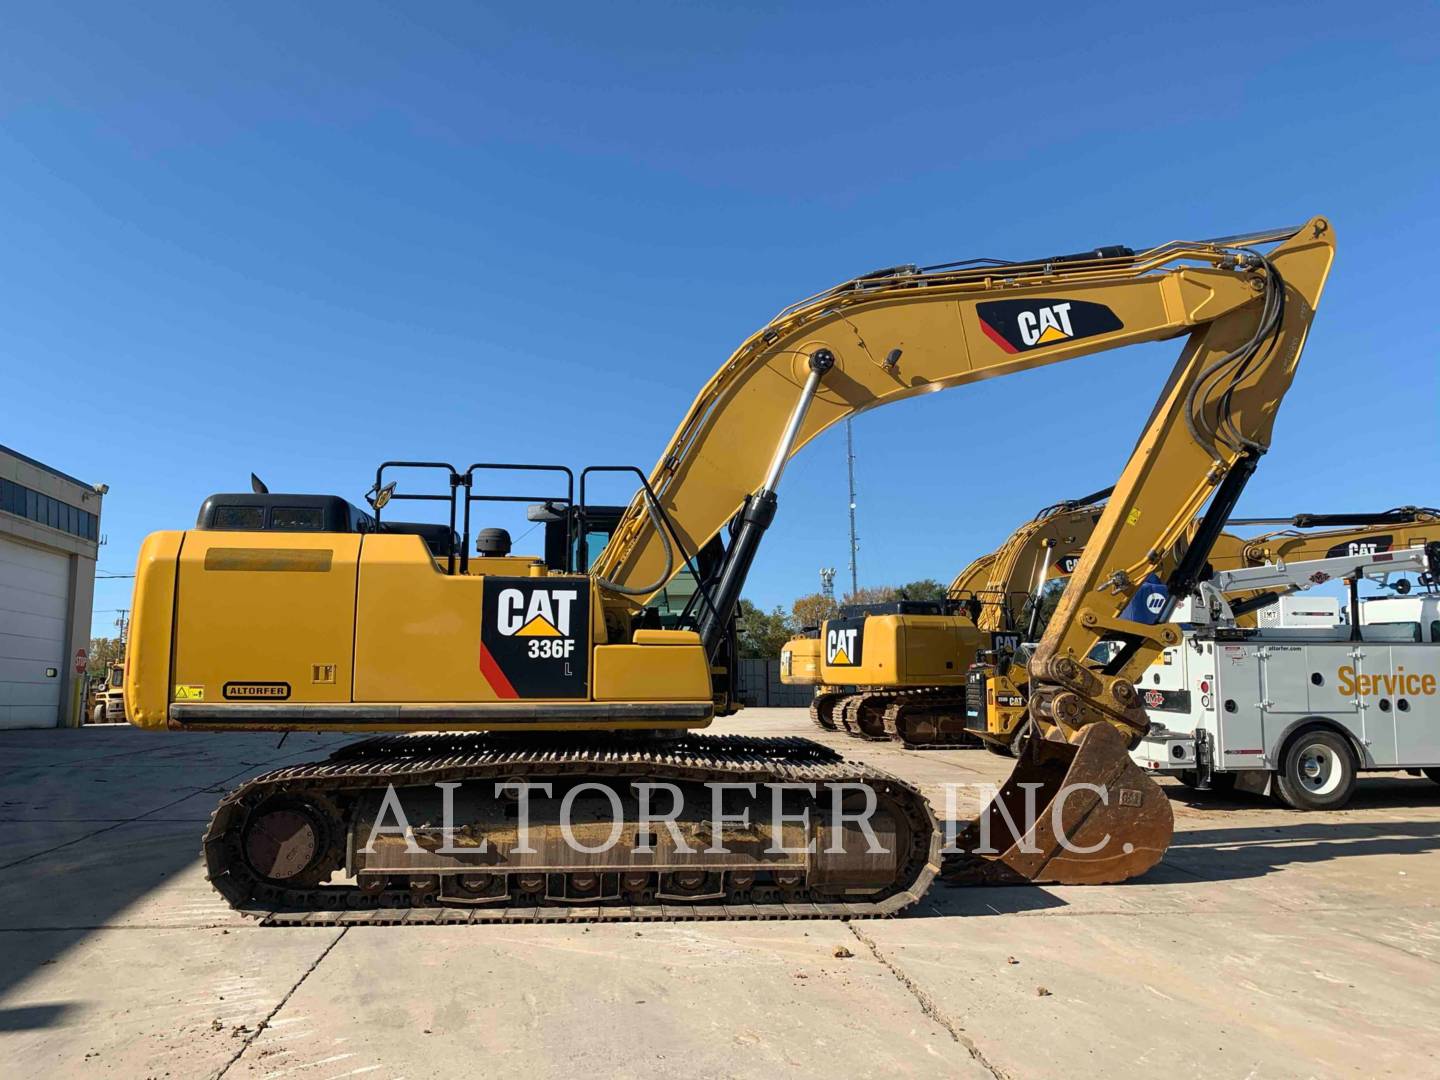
0;445;104;728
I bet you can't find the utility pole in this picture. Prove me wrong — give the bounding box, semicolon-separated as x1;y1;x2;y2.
846;418;859;599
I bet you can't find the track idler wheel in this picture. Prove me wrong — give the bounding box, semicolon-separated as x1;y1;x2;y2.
855;700;890;741
809;693;841;730
944;723;1173;885
240;796;340;887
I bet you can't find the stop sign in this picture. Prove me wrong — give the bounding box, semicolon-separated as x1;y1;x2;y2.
74;649;87;675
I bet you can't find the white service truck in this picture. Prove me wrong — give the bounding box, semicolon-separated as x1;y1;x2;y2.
1132;545;1440;809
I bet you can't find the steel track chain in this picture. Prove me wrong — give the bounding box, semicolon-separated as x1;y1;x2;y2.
202;733;941;926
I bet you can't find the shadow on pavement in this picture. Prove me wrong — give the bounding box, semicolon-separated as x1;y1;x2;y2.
1166;817;1440;880
1162;773;1440;813
0;1003;74;1031
914;800;1440;918
0;728;353;1032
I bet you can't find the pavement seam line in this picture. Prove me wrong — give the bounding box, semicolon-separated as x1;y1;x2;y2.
212;926;349;1080
848;923;1008;1080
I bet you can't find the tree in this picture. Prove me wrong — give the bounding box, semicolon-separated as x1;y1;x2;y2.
736;600;793;658
841;585;897;607
87;636;124;678
790;592;838;631
896;578;947;601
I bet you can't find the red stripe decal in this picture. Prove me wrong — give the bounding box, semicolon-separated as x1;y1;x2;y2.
977;317;1018;354
478;643;519;699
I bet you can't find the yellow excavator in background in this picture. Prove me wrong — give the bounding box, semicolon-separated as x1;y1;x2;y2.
1218;507;1440;571
795;487;1111;745
965;507;1439;760
126;217;1334;919
779;549;998;691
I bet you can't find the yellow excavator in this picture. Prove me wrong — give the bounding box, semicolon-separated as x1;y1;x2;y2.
126;217;1334;919
795;487;1111;745
965;508;1440;760
779;548;999;693
1218;507;1440;571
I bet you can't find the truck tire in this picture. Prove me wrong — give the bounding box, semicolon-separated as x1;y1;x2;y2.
1275;730;1357;811
91;704;106;724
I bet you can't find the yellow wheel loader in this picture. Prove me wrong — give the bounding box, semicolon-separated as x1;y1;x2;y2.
86;661;126;724
126;218;1334;918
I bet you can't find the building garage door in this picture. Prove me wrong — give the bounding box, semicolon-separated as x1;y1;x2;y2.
0;535;69;728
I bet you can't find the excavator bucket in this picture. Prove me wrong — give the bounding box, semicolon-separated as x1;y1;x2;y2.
945;722;1173;885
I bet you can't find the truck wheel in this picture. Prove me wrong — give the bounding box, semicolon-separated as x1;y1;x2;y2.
91;704;106;724
1275;730;1357;811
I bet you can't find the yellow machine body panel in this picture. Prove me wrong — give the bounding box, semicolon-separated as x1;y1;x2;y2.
593;637;711;701
821;614;982;686
128;531;711;731
125;531;182;730
351;535;564;702
985;670;1030;744
174;530;363;706
779;636;822;685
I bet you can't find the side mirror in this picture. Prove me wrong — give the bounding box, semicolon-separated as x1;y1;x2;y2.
366;481;397;511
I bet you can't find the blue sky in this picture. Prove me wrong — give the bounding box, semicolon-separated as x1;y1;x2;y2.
0;3;1435;636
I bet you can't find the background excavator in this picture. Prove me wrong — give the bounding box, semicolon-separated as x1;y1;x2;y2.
965;508;1440;761
790;487;1111;745
125;217;1334;920
778;547;998;693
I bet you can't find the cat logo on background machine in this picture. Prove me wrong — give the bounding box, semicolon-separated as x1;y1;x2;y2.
1054;554;1081;575
479;578;590;698
1326;536;1391;558
825;617;865;667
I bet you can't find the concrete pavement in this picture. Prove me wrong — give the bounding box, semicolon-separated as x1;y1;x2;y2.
1;712;1437;1078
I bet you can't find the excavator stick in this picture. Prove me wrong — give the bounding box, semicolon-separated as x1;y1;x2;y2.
945;724;1173;885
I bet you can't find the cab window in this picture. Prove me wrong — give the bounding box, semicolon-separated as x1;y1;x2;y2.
270;506;325;531
212;506;264;529
572;528;614;571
